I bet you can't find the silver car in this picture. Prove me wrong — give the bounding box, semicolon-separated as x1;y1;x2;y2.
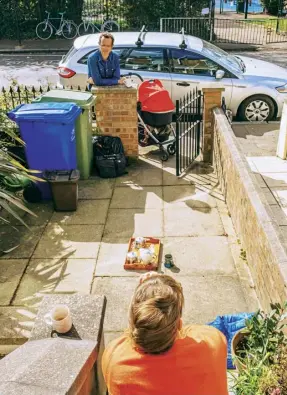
57;32;287;122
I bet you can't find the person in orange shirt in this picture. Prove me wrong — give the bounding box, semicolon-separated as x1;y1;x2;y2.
102;273;228;395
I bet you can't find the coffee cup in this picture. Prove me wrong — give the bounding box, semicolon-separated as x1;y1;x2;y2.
139;248;154;264
44;304;72;334
135;237;145;248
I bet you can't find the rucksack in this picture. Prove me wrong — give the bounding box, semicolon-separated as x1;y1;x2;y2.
92;136;127;178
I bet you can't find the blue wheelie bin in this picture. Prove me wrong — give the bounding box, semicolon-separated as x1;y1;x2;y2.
8;102;81;199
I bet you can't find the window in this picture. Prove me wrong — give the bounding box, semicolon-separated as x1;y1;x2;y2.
121;48;168;73
62;46;78;63
78;47;129;65
170;49;220;77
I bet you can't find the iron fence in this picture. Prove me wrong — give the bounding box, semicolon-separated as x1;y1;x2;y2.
160;17;212;41
0;85;89;112
175;88;203;177
160;16;287;45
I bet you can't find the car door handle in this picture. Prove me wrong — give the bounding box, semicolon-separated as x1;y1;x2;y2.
176;82;190;86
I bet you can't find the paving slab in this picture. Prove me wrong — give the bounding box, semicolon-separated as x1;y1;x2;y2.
78;178;115;200
0;226;44;260
163;185;217;209
103;208;163;238
0;260;28;305
95;238;146;277
92;275;249;332
50;200;109;225
92;277;138;331
271;187;287;207
261;187;279;205
33;224;104;259
249;156;287;173
104;331;124;346
161;237;236;277
270;206;287;226
163;207;225;237
115;167;162;186
110;186;163;209
261;173;287;187
0;306;37;344
13;259;97;307
177;275;250;324
0;202;54;227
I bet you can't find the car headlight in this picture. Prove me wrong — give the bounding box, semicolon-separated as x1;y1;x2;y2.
276;83;287;93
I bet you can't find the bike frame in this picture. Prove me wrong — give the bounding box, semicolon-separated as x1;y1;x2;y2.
44;12;65;32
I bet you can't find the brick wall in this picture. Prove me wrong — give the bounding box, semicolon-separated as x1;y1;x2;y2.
92;85;138;157
202;87;225;163
213;108;287;310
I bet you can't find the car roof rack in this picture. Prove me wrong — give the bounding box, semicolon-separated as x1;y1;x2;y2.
135;25;148;46
179;28;187;49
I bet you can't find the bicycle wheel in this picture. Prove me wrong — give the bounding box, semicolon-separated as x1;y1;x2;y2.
36;22;53;40
77;22;95;36
101;20;120;32
62;21;78;39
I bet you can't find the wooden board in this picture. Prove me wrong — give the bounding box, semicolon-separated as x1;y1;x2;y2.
124;237;161;271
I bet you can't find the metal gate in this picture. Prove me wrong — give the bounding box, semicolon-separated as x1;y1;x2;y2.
266;18;287;43
176;89;203;177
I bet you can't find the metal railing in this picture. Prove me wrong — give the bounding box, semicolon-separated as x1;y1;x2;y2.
0;85;90;113
175;88;203;176
160;17;212;41
160;17;287;45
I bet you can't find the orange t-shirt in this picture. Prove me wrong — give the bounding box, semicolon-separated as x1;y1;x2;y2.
102;325;228;395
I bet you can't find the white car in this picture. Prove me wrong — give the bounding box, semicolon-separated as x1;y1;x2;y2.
57;31;287;122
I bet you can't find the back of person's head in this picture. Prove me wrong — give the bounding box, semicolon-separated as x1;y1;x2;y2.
128;274;184;354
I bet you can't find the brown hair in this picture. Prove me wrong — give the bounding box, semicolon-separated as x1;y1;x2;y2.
128;274;184;354
98;32;114;46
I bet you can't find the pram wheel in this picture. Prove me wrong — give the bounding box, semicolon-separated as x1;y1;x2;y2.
161;151;169;161
167;143;176;156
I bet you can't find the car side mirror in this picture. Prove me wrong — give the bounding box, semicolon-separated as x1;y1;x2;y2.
216;70;225;80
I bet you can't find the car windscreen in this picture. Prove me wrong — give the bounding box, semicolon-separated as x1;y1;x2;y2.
202;41;242;73
61;46;78;64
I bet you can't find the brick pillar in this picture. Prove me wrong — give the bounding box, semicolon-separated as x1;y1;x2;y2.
202;87;225;163
92;85;138;157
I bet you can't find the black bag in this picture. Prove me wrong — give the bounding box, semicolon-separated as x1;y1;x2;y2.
93;136;127;178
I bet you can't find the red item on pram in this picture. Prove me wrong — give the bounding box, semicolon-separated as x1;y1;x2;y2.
138;79;175;113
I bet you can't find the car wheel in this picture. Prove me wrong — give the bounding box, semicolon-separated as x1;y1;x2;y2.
238;95;275;122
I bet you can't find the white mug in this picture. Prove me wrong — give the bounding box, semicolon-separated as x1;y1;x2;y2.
139;248;154;264
44;305;72;334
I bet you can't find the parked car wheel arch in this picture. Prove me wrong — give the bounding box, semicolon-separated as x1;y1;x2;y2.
237;94;277;122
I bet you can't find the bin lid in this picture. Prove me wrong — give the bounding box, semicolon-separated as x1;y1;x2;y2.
7;102;82;124
43;169;80;182
34;90;95;108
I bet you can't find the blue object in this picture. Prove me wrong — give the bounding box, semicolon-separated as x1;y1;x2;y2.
208;312;254;369
8;102;81;199
88;50;121;87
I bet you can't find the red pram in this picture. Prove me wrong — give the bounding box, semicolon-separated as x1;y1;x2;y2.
137;79;176;161
123;74;176;161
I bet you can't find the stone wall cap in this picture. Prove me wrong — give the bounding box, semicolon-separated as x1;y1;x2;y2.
202;87;225;92
91;85;137;94
30;294;106;342
0;338;97;393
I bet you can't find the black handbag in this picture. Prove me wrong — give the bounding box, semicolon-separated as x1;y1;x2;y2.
93;136;127;178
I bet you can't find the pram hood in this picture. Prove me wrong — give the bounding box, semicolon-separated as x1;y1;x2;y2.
138;79;175;113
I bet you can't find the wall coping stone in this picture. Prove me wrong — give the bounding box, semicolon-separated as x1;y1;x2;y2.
213;108;287;307
0;294;107;395
92;85;137;94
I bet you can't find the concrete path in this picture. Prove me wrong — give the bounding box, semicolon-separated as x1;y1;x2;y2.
0;148;258;358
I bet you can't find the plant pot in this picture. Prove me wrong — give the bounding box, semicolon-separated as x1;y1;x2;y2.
231;329;250;372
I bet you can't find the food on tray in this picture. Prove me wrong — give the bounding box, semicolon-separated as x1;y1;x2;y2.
124;237;161;271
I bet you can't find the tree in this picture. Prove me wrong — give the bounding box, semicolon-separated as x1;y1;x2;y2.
260;0;281;15
122;0;209;30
